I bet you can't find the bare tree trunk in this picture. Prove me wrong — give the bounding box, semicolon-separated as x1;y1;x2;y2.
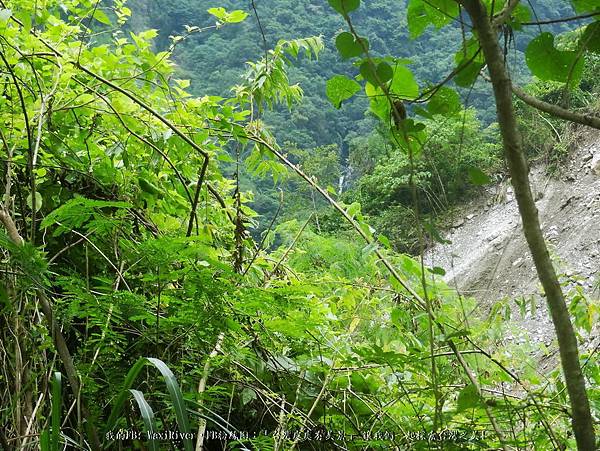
512;84;600;131
459;1;596;449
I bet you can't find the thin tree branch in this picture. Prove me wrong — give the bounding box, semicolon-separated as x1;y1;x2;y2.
512;84;600;130
56;223;131;292
187;157;209;237
264;213;313;286
71;77;195;204
492;0;520;28
521;11;600;26
0;47;36;241
248;134;428;310
242;189;284;277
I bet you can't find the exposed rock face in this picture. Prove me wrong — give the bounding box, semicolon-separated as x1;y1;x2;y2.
425;129;600;353
591;153;600;176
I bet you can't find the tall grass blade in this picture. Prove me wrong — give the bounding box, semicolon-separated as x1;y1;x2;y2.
51;371;62;451
104;357;193;451
40;429;50;451
104;357;147;433
129;389;159;451
147;357;193;451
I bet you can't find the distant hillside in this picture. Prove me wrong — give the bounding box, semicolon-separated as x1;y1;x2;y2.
128;0;575;150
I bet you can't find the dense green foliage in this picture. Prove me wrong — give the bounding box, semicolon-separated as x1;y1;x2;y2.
344;111;501;251
126;0;592;252
0;0;599;450
129;0;575;148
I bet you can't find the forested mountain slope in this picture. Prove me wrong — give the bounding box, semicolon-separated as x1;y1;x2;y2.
125;0;593;255
129;0;575;149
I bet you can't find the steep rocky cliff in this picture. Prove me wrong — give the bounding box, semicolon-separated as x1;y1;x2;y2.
425;128;600;357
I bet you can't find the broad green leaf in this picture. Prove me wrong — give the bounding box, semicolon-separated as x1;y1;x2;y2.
362;241;378;257
207;7;248;23
581;22;600;53
360;61;376;85
390;307;405;326
225;10;249;23
347;202;361;218
207;7;228;20
454;38;484;87
358;218;374;240
508;4;532;30
423;222;451;244
407;0;429;39
365;82;389;120
175;79;190;88
407;0;458;38
77;93;95;104
457;384;480;411
139;177;162;196
413;106;435;119
377;62;394;83
400;119;426;133
361;61;394;86
26;191;43;212
138;29;158;40
377;234;391;249
454;61;484;87
430;266;446;276
241;388;257;406
389;65;419;99
468;167;492;185
13;9;30;31
525;32;584;84
93;10;111;25
398;253;423;278
427;86;461;116
425;0;459;27
392;119;427;154
326;75;361;108
328;0;360;15
335;32;368;59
